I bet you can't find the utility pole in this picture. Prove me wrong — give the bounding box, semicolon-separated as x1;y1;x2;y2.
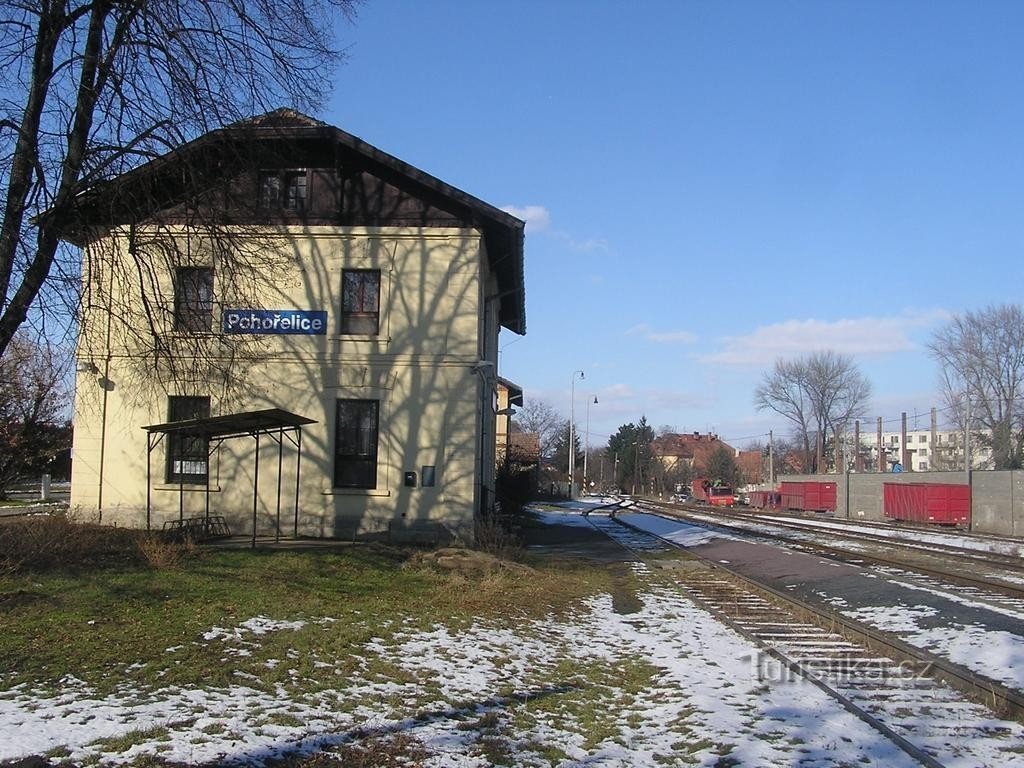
568;370;583;498
901;412;910;471
854;420;862;472
877;417;884;472
632;441;640;496
930;407;938;471
965;393;972;474
768;429;774;486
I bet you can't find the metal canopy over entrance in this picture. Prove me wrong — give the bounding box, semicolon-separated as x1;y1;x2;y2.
143;408;317;547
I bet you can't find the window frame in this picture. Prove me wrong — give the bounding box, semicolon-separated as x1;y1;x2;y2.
165;395;211;484
173;266;214;332
340;269;382;336
333;399;380;489
258;169;308;212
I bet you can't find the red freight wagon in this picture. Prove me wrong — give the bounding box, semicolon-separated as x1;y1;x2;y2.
883;483;970;526
748;491;781;510
780;481;837;513
692;478;736;507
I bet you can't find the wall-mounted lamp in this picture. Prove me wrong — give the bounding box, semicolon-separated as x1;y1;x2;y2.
76;361;99;374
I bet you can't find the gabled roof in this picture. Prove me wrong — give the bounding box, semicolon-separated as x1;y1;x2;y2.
61;109;526;335
651;432;735;471
496;376;524;407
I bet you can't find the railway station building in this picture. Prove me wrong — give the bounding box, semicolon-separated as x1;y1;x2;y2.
64;109;526;542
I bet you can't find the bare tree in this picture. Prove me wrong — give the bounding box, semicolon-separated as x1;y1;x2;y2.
0;0;359;356
755;351;872;473
754;358;815;470
0;332;71;496
512;398;566;461
927;303;1024;469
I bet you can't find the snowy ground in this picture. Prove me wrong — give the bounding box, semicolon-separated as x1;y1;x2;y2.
6;560;1013;767
618;508;1024;694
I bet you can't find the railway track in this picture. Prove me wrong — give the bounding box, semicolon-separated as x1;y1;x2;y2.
642;500;1024;609
584;511;1024;767
742;507;1024;550
675;501;1024;569
684;501;1024;569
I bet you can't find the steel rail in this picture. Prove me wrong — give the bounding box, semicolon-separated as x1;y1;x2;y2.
645;501;1024;601
670;499;1024;571
605;509;1024;723
582;514;954;766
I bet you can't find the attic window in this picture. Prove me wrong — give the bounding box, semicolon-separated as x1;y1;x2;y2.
258;170;307;211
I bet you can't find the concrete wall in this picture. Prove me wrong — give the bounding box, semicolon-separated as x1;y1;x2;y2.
71;226;496;542
780;472;1024;536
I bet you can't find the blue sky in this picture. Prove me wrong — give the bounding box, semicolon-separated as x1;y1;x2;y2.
322;0;1024;449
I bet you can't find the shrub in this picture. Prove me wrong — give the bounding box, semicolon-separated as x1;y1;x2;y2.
0;514;194;574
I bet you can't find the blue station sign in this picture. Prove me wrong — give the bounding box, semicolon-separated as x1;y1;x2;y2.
223;309;327;335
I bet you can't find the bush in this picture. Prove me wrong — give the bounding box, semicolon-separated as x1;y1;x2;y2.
0;514;194;574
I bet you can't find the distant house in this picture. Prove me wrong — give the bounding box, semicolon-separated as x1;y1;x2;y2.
734;450;764;486
62;109;525;542
651;432;736;477
495;378;524;465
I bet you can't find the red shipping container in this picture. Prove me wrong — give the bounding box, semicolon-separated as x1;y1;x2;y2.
780;481;804;511
803;482;837;512
883;483;970;525
780;481;836;512
749;491;782;510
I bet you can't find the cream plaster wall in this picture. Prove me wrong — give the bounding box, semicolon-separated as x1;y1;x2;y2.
71;226;497;541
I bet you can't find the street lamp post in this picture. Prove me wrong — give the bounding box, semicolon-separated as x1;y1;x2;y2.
583;395;598;494
631;440;639;495
568;370;584;498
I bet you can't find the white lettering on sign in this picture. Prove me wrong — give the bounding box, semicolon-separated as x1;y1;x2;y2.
222;309;327;335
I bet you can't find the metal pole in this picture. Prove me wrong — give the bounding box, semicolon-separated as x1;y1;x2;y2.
568;370;583;499
877;417;884;472
294;429;302;538
854;421;861;473
901;412;909;471
930;407;938;471
252;432;260;549
584;396;597;493
768;429;774;486
965;393;973;532
146;433;152;531
205;441;211;525
276;429;283;544
633;441;640;496
178;463;184;522
965;393;972;474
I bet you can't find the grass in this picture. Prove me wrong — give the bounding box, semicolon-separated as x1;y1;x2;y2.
0;518;616;695
0;517;716;768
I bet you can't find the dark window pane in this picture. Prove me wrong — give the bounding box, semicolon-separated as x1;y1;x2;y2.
166;396;210;483
340;270;380;335
258;172;280;208
334;399;379;489
284;171;307;211
174;267;213;331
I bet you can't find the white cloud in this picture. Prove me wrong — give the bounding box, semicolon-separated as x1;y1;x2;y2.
501;204;551;232
563;235;609;253
626;323;698;344
704;310;950;367
602;383;635;399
